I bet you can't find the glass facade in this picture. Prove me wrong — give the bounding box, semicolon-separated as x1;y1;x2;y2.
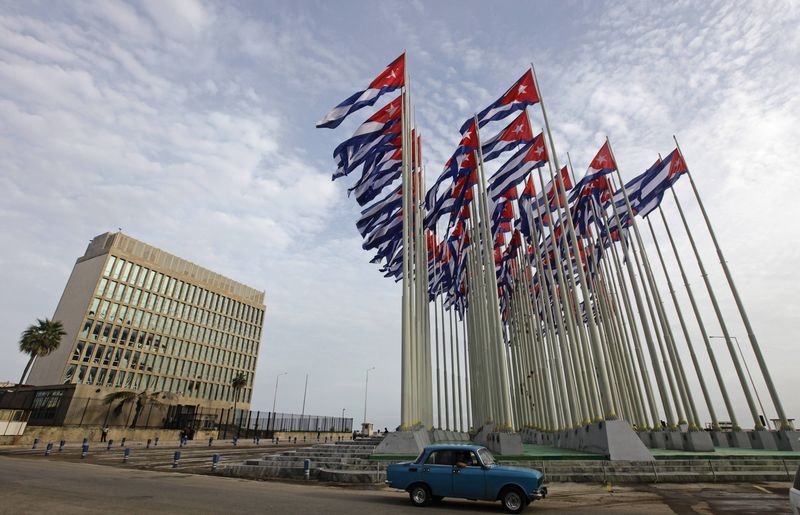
62;253;264;406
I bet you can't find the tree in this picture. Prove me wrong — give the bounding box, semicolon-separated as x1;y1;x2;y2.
18;318;66;384
231;372;248;432
104;390;176;429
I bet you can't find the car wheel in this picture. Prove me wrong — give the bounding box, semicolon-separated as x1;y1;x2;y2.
409;484;432;507
500;486;527;514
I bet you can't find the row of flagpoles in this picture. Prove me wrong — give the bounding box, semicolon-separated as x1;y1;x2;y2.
316;53;793;434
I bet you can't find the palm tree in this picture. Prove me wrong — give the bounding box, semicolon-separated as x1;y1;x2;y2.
104;390;176;429
18;318;66;384
231;372;248;427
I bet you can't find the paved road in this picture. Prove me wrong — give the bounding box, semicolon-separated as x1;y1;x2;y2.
0;456;793;514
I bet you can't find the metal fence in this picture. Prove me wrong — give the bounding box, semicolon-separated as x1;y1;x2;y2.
2;388;353;439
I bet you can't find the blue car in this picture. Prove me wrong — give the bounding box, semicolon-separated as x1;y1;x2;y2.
386;444;547;513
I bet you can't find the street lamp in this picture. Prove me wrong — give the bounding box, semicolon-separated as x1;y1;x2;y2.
300;373;309;418
709;335;770;428
363;366;375;428
272;372;288;413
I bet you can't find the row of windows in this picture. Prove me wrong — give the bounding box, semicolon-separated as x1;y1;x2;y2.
63;364;252;404
95;278;260;341
71;340;255;378
81;307;258;357
104;255;263;326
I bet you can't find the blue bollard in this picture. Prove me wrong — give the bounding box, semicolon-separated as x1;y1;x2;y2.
107;439;113;450
81;443;89;459
304;459;311;480
32;437;40;449
146;438;151;449
208;437;213;447
45;442;53;456
120;437;126;447
154;436;159;447
232;436;238;447
211;453;220;471
59;440;65;452
173;450;180;468
82;437;88;446
123;448;130;463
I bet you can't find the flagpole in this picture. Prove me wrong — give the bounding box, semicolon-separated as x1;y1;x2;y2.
473;117;515;430
400;74;412;429
674;136;789;430
433;228;443;429
646;215;711;429
531;63;616;421
667;184;759;429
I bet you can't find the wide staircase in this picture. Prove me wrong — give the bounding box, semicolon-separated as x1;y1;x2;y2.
218;436;389;483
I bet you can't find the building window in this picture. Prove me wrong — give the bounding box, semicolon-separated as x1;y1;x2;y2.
30;390;64;422
104;256;117;277
63;365;76;383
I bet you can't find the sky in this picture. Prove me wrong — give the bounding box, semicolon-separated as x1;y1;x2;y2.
1;0;799;431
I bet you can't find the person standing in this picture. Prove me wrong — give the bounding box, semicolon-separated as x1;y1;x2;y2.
100;426;109;443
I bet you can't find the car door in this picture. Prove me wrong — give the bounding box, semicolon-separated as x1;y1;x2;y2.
451;450;487;499
420;450;454;497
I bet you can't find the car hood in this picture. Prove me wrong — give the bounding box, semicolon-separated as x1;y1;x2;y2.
489;464;543;479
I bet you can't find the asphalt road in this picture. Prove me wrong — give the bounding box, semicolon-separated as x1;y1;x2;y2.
0;456;793;514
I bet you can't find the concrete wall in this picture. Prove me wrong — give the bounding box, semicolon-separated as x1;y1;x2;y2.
27;253;107;385
0;425;217;446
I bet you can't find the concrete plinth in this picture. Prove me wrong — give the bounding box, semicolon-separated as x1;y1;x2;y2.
681;431;714;452
710;431;729;448
484;432;524;455
726;431;751;449
472;424;494;447
748;430;778;450
373;429;430;455
556;421;653;461
774;430;800;451
648;431;667;449
665;431;684;450
637;432;650;447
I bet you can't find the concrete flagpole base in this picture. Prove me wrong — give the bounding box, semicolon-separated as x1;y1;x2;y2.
558;421;654;461
710;431;730;448
431;429;470;443
748;430;778;450
373;429;431;455
680;431;715;452
774;430;800;451
726;431;751;449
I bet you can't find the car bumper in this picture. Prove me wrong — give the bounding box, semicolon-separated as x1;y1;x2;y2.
529;486;548;501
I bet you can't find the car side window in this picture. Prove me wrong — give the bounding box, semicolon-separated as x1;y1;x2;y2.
425;451;454;465
467;451;481;467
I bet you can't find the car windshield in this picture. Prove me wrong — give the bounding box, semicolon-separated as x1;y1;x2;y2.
478;448;496;466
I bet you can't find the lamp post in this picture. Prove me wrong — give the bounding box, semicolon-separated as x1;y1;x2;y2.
301;373;309;418
363;366;375;429
709;335;770;428
272;372;287;413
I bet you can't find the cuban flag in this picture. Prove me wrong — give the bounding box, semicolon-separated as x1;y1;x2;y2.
332;96;401;172
356;185;402;237
350;148;403;206
459;69;539;134
487;132;548;202
317;53;405;129
480;110;534;162
333;124;400;180
639;149;687;200
569;142;617;202
425;121;478;212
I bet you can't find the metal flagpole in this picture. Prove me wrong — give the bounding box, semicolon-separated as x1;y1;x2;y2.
531;63;616;421
657;206;726;430
400;62;413;428
674;135;790;430
433;229;443;429
473;117;514;430
646;216;711;430
668;185;759;429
